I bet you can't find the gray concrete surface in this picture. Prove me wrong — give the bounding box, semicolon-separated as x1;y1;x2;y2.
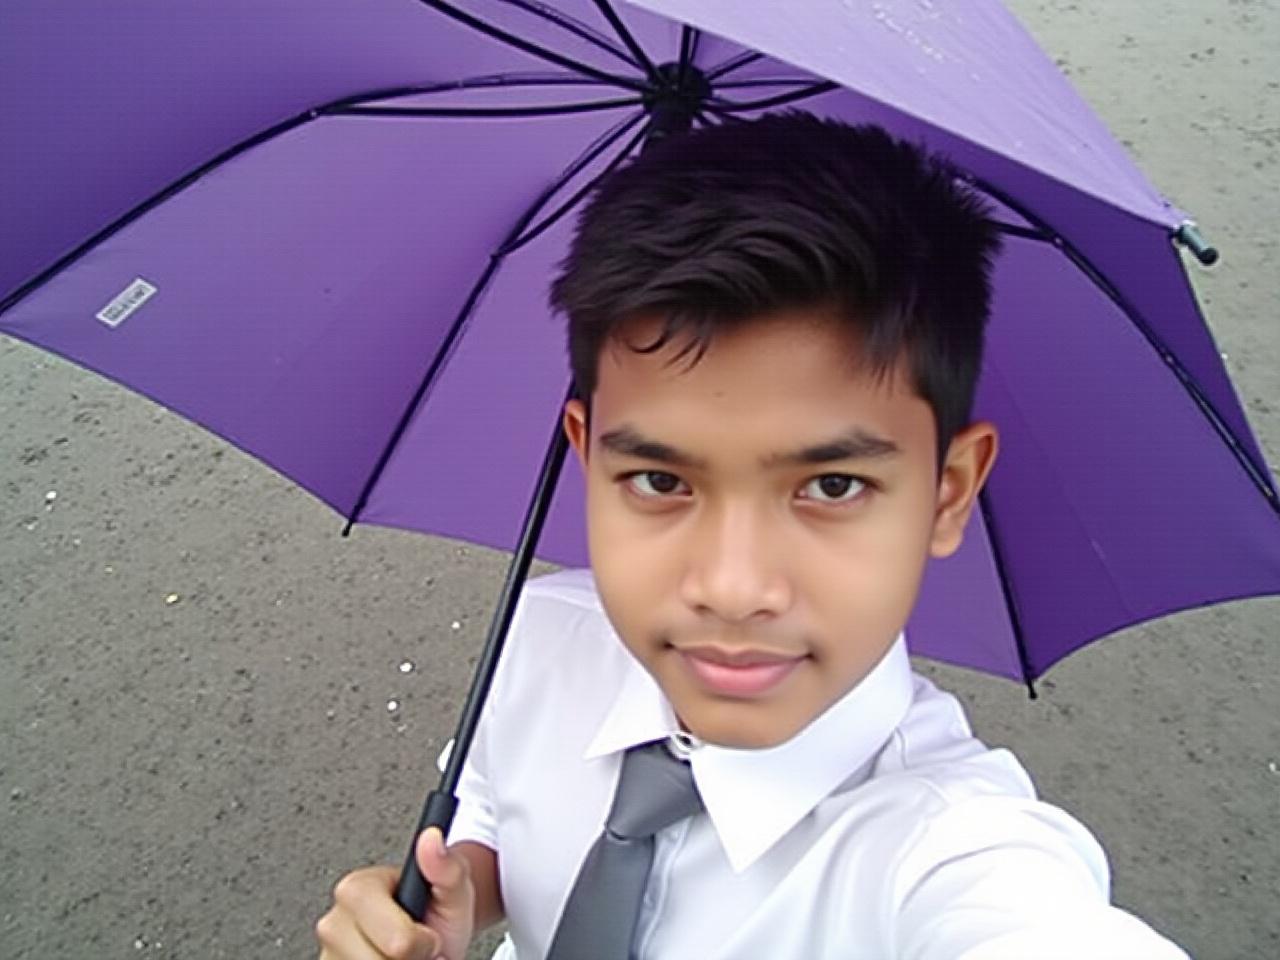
2;2;1277;957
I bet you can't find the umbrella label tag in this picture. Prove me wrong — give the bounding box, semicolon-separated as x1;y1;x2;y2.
96;278;157;328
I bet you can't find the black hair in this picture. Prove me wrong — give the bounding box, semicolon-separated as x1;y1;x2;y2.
548;110;1002;470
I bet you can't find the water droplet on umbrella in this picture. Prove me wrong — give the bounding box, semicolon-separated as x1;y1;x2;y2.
399;660;414;673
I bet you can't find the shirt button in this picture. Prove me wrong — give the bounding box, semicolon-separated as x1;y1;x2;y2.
668;731;702;759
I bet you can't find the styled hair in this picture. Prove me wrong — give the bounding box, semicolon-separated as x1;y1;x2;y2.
548;110;1002;468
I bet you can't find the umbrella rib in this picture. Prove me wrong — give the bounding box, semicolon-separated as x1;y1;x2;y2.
706;81;840;113
521;111;649;217
714;77;828;90
0;76;623;317
327;97;643;120
979;491;1039;696
706;50;765;81
0;108;303;316
414;0;647;92
342;112;652;533
329;72;620;112
992;221;1051;243
970;175;1280;517
500;121;651;256
590;0;659;82
677;25;700;85
495;0;642;70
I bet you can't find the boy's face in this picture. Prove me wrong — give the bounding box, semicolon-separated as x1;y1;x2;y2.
564;309;997;749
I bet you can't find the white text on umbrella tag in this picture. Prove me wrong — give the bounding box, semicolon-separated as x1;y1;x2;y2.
96;278;157;328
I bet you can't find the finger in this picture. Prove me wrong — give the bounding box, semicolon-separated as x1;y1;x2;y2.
319;908;439;960
330;868;438;960
317;904;412;960
415;828;471;909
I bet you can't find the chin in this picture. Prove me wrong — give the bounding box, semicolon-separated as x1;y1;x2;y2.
682;704;805;751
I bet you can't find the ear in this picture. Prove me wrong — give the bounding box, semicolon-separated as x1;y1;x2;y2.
563;398;590;470
929;421;999;559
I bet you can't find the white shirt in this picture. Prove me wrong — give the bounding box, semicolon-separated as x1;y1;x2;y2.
447;569;1186;959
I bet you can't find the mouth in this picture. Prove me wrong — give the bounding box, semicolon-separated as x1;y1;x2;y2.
674;644;807;698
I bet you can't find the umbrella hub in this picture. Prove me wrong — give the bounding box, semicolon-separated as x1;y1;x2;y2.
643;62;711;141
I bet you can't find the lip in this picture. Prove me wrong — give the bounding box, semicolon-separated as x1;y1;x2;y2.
676;645;806;698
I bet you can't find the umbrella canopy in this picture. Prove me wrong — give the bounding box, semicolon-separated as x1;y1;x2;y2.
3;0;1279;690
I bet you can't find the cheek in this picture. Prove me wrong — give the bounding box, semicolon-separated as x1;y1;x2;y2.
583;477;671;620
808;497;934;620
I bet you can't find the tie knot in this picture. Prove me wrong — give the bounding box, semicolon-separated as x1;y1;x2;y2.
606;740;704;840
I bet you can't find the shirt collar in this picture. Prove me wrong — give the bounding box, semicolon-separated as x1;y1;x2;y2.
584;634;915;873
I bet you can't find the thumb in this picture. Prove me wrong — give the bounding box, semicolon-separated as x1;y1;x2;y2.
415;827;471;910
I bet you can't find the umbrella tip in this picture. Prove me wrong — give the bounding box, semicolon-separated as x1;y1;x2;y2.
1174;222;1219;266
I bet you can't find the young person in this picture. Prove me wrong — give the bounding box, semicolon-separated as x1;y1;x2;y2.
316;112;1186;959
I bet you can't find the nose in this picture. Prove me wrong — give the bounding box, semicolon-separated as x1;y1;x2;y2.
679;502;793;623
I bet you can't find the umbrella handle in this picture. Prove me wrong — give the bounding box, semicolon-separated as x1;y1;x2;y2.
394;788;459;920
392;385;573;922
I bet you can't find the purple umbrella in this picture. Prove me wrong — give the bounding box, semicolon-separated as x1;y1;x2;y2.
3;0;1279;917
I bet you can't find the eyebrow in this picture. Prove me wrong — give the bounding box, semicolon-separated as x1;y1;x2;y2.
763;430;902;468
597;425;901;470
599;426;707;469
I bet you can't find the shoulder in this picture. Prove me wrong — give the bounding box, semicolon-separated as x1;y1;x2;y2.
863;678;1177;948
851;675;1109;891
490;567;631;698
509;568;616;655
519;567;606;617
870;674;1038;808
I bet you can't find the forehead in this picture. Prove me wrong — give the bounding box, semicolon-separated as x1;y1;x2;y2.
593;310;930;440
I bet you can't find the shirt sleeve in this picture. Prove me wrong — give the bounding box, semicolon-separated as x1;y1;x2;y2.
443;708;498;851
894;795;1189;960
442;588;540;852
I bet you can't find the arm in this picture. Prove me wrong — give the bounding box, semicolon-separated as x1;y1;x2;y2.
894;797;1187;960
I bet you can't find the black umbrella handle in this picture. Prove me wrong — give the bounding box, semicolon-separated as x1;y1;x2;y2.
393;386;574;922
394;788;458;919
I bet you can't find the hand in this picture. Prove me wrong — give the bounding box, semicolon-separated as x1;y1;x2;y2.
316;828;476;960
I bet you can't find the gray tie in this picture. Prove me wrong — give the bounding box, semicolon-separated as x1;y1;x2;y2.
545;739;704;960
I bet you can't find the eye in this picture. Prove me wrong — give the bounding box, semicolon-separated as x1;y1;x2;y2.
624;471;690;498
799;474;868;504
